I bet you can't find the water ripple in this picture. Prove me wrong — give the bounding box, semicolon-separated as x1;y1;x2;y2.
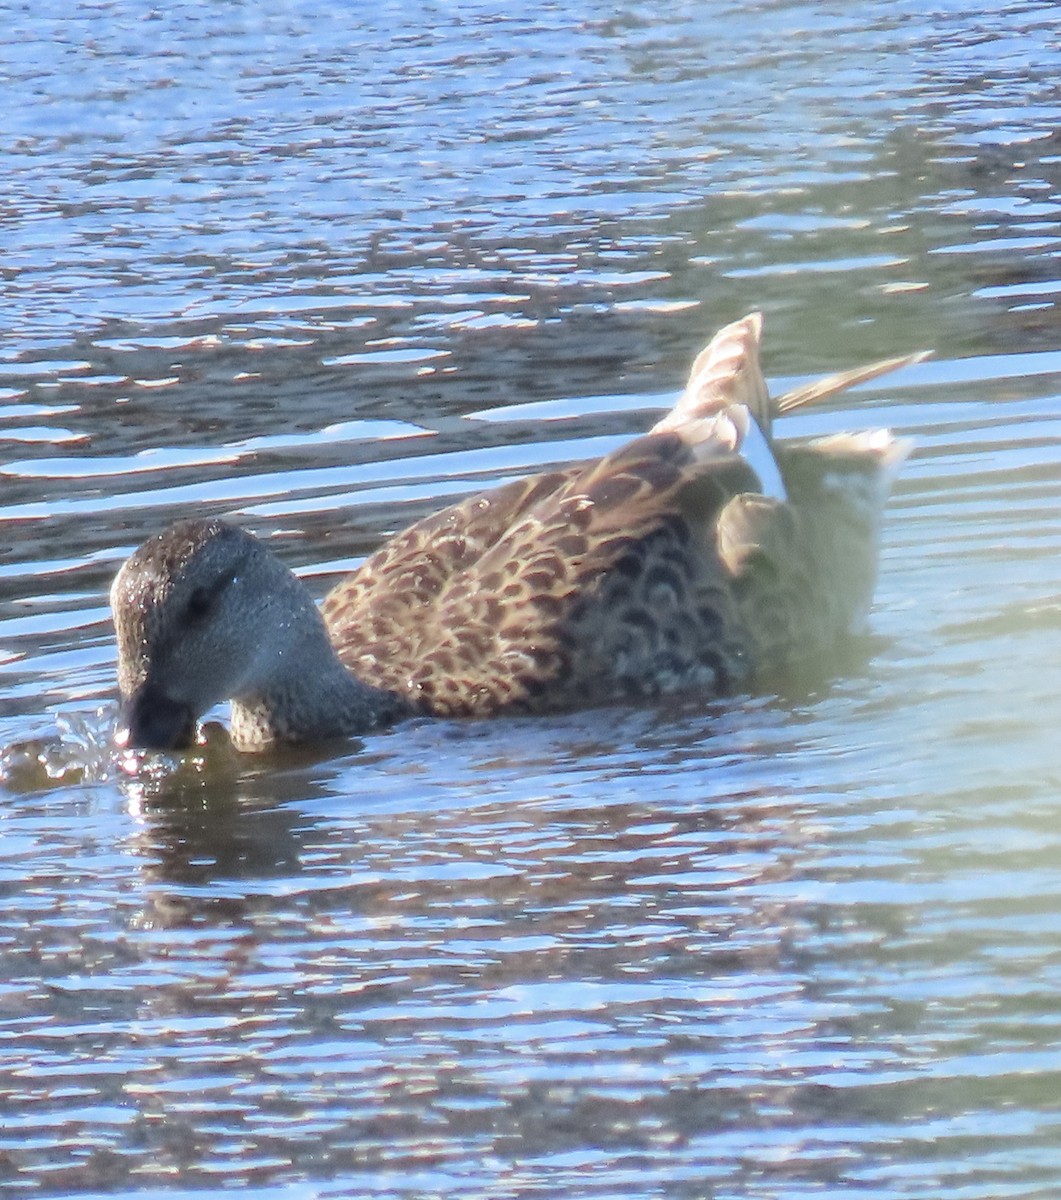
3;1;1061;1196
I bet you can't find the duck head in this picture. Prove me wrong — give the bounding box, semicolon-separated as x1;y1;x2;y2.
110;518;320;750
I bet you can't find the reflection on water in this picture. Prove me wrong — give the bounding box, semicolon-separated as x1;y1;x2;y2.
2;1;1061;1196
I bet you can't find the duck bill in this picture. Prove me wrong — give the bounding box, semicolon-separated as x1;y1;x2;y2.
115;683;196;751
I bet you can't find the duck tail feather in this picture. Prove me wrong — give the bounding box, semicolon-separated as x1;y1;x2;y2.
774;350;931;416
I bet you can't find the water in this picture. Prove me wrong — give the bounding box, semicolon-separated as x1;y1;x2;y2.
2;1;1061;1195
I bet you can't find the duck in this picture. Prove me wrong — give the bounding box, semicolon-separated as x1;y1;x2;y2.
111;313;925;753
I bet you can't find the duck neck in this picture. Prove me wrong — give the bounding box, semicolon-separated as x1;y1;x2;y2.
229;609;408;752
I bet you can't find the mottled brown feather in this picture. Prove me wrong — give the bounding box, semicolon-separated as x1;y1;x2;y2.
325;432;754;714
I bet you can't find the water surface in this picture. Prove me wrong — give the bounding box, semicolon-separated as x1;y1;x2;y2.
2;2;1061;1196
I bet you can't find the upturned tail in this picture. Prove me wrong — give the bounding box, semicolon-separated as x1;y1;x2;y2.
650;312;927;501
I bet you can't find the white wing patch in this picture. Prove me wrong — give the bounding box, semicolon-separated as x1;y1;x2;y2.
741;415;787;501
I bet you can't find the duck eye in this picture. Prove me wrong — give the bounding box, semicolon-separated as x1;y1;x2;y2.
184;587;214;623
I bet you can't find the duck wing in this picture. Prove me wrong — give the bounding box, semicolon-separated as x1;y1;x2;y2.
324;430;759;715
323;315;773;715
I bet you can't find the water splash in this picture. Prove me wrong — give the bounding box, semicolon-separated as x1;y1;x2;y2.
0;705;122;790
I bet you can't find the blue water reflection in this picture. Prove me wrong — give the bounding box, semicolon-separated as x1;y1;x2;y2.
2;1;1061;1196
